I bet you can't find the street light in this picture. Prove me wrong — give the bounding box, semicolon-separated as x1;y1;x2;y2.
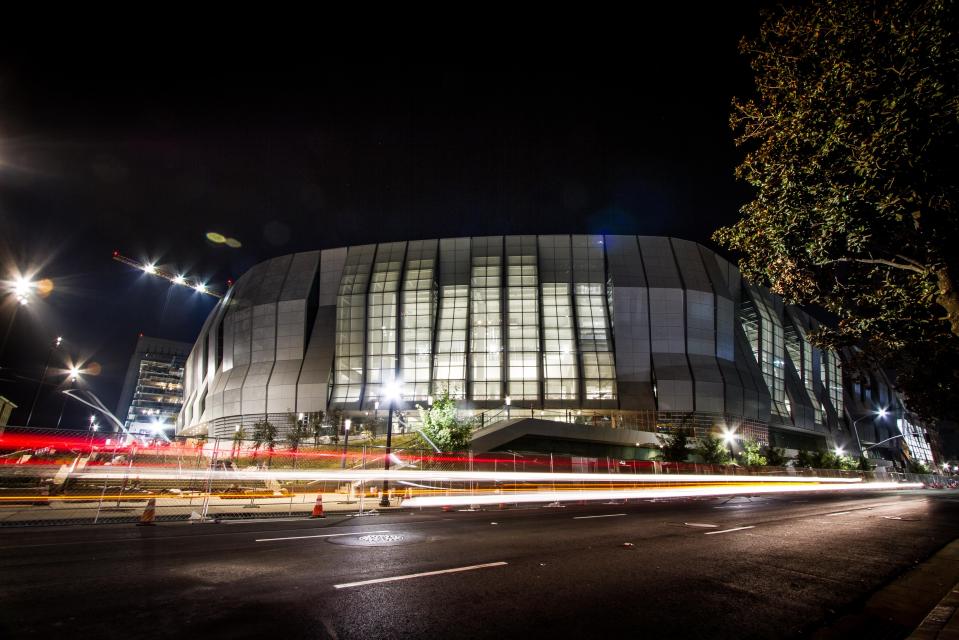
342;418;351;469
505;395;511;420
721;427;737;460
380;380;403;507
26;336;65;426
850;408;890;456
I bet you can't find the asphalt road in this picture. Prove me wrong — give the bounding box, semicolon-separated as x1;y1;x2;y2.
1;490;957;639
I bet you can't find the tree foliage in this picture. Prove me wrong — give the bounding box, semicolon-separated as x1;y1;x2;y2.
285;414;311;452
657;429;691;462
251;419;277;463
738;438;767;467
415;389;472;452
714;0;959;421
764;446;787;467
695;436;732;465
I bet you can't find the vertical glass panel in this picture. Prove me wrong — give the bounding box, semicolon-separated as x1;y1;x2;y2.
365;260;402;402
541;283;578;400
432;284;468;398
400;259;435;401
574;282;618;400
332;250;373;403
507;255;540;400
470;256;502;400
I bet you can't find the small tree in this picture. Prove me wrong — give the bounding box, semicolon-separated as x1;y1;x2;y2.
232;426;246;461
858;456;873;472
764;446;787;467
738;439;767;467
908;460;932;474
416;389;472;452
252;419;278;466
695;436;731;465
657;430;691;463
795;450;816;469
286;416;310;453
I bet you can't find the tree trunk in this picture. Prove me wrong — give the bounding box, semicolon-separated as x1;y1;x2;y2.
936;266;959;338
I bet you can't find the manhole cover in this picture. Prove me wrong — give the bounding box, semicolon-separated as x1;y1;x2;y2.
328;532;425;547
359;534;404;543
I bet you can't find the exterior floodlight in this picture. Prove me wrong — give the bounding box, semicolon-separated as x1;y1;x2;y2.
173;274;186;285
505;396;511;406
834;446;844;456
384;380;404;402
194;283;207;293
143;263;157;275
344;418;351;431
69;366;80;381
877;408;889;419
721;430;737;446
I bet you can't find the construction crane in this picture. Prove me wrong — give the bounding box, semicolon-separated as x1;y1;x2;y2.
111;251;225;298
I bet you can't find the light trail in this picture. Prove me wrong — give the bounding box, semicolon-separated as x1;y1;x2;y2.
59;468;868;484
400;482;922;507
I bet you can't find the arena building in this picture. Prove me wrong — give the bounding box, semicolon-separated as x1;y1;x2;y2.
175;235;933;466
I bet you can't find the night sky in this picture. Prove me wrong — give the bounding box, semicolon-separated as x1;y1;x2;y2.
0;5;770;428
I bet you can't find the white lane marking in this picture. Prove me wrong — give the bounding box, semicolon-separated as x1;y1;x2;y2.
572;513;627;520
825;511;852;517
333;561;508;589
225;517;317;525
684;522;719;528
255;530;391;542
704;526;755;536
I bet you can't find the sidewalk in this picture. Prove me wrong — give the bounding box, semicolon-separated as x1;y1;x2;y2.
813;539;959;639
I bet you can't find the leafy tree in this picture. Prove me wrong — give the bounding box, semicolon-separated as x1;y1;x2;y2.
795;450;816;469
285;415;311;453
908;460;932;474
657;429;691;463
858;456;873;472
714;0;959;421
738;438;767;467
764;446;787;467
251;419;278;466
695;436;731;465
231;425;246;461
415;389;472;452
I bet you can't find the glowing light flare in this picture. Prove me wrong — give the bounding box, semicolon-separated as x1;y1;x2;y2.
173;274;186;285
143;263;157;275
878;407;889;419
194;282;207;293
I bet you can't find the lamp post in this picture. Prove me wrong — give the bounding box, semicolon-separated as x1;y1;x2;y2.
380;380;403;507
850;408;889;456
342;418;351;469
26;336;64;427
505;395;511;420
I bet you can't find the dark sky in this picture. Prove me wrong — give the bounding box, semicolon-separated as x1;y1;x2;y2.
0;5;771;428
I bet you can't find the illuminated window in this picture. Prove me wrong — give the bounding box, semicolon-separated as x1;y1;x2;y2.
366;257;402;402
400;258;435;401
470;256;502;400
541;283;577;400
575;282;617;400
507;255;540;400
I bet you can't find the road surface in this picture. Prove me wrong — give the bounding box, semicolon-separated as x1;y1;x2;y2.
1;490;957;639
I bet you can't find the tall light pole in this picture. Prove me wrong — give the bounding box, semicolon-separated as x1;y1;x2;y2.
26;336;63;427
850;407;889;456
380;380;403;507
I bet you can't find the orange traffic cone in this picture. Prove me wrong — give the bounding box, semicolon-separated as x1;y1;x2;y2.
311;494;325;518
137;497;156;526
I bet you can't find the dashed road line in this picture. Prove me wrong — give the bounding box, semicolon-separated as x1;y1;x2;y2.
572;514;627;520
333;561;508;589
704;526;755;535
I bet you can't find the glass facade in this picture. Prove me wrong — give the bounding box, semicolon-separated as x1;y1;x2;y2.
742;291;789;417
400;256;435;401
507;255;540;400
432;284;468;398
575;283;617;400
125;354;186;434
470;255;503;400
331;247;374;403
541;283;578;400
365;245;404;403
